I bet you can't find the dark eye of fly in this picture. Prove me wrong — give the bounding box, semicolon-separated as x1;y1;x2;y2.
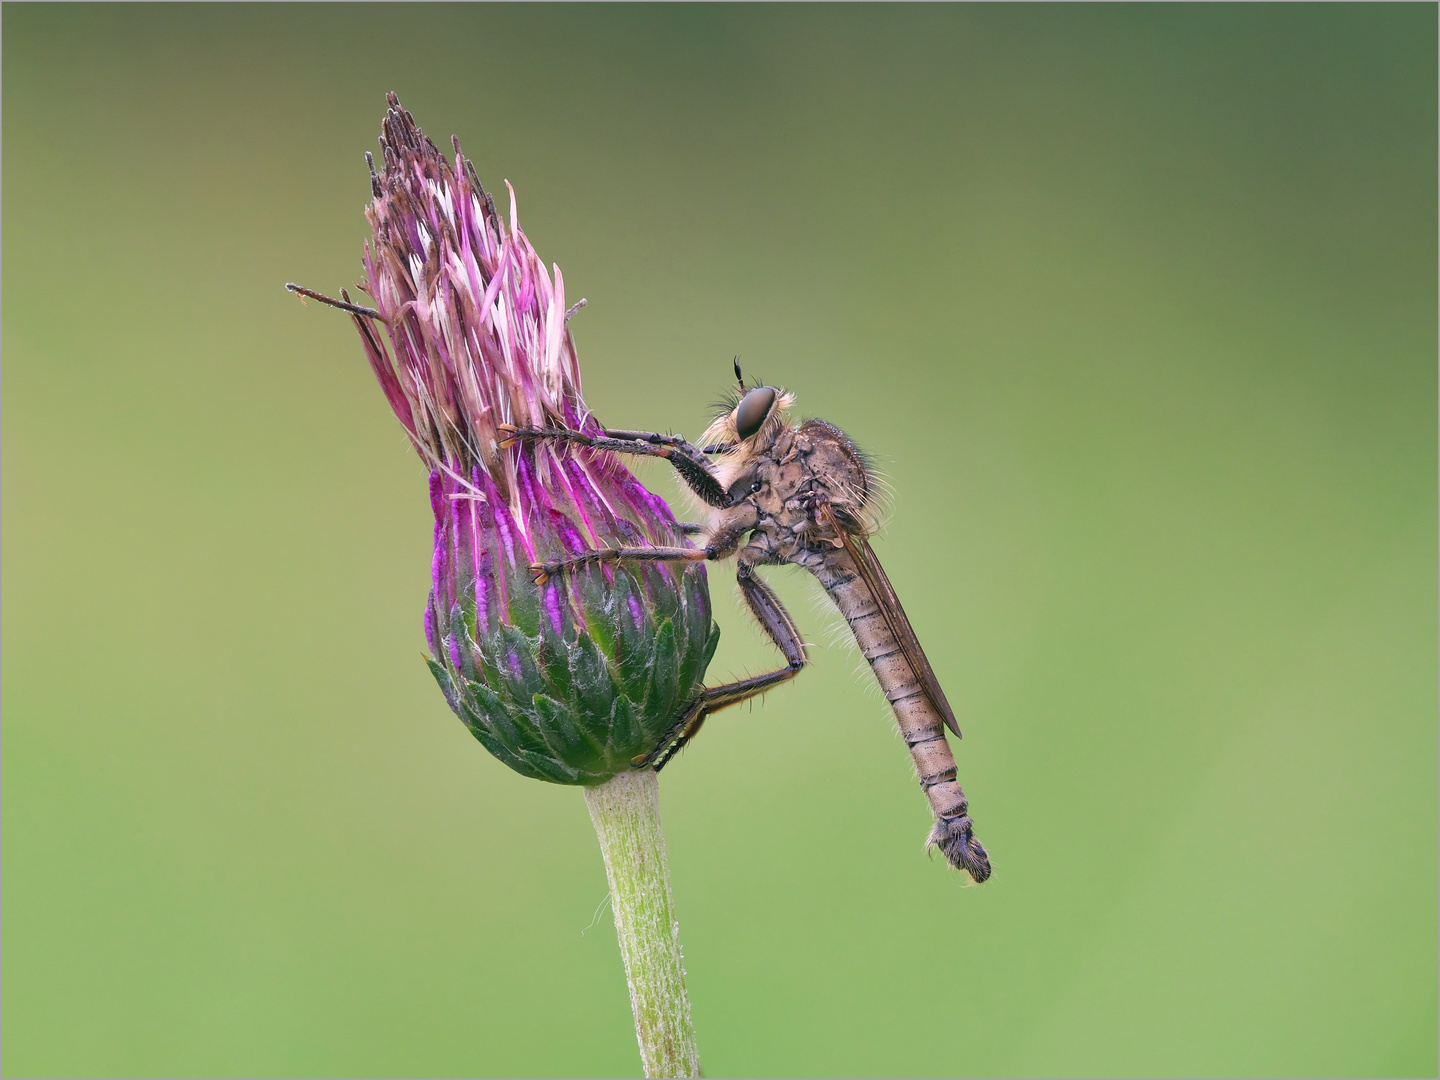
734;386;777;441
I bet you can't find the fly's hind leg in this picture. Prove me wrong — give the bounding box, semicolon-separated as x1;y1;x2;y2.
644;662;800;772
641;556;809;771
523;534;800;770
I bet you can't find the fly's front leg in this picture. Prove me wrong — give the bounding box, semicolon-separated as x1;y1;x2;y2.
499;424;671;457
643;552;809;771
500;423;728;507
603;428;693;448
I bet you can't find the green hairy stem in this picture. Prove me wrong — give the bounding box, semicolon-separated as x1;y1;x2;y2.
584;770;700;1078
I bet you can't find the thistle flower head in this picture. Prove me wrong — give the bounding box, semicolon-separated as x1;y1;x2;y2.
351;94;717;784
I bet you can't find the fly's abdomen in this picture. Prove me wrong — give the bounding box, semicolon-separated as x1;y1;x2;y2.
819;554;991;883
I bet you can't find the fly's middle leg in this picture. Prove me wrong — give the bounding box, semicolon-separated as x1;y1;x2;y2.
530;545;706;586
528;524;748;585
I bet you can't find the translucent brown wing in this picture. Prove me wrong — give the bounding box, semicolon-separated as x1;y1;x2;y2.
823;506;962;738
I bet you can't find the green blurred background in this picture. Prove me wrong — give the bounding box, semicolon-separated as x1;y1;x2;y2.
4;4;1435;1076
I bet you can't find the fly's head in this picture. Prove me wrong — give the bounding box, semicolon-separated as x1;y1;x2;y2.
700;364;878;553
700;364;796;506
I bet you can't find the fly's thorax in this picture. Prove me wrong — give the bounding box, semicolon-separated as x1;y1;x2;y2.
794;418;872;524
745;419;873;562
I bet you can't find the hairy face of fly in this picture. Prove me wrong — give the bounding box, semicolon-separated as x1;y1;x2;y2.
688;380;789;519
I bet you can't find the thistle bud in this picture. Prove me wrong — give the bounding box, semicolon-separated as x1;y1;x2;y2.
350;94;717;784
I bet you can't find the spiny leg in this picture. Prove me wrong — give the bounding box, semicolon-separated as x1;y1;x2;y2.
644;559;809;771
526;538;803;769
606;429;735;457
529;524;749;585
530;545;705;586
643;665;797;772
501;424;729;507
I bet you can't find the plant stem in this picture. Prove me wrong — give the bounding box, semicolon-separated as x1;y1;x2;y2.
584;769;700;1078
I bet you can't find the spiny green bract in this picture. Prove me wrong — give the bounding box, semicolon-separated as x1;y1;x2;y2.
428;558;719;785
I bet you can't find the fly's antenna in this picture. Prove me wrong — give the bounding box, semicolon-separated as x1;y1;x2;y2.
733;356;745;391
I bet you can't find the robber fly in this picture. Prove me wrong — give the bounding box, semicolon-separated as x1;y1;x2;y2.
501;361;991;883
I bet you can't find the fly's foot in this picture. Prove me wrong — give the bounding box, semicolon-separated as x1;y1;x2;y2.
497;423;549;450
631;700;705;772
529;558;573;586
529;550;608;586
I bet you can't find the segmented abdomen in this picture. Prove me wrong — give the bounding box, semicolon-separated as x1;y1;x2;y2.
816;551;991;883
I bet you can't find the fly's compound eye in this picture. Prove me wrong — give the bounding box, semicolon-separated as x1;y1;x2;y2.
734;386;777;441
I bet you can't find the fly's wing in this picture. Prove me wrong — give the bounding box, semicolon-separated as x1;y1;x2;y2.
823;506;962;738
